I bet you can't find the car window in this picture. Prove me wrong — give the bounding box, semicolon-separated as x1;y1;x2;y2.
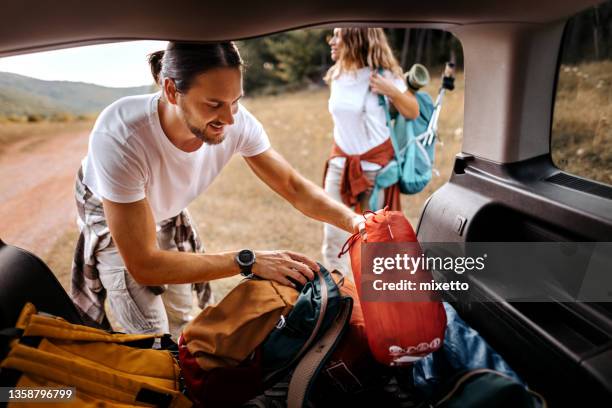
551;0;612;186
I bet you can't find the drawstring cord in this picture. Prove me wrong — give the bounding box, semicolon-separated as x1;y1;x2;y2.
337;209;386;258
337;208;395;257
338;232;361;258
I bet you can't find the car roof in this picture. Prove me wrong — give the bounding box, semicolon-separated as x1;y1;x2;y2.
0;0;603;56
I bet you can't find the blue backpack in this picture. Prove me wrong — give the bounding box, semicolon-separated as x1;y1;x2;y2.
368;90;436;211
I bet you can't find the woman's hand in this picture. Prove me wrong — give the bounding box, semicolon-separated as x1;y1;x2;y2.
370;72;419;119
369;72;401;99
251;250;318;288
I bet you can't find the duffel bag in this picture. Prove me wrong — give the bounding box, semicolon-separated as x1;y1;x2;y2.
0;302;191;408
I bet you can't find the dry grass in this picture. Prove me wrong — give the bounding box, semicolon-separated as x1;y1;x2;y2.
193;72;466;299
0;120;92;155
552;61;612;184
0;73;464;300
44;228;79;290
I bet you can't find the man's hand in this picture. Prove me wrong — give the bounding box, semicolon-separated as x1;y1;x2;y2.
252;250;318;288
352;209;385;241
352;214;366;234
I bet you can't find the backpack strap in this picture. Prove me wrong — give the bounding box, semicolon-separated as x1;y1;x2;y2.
376;68;403;166
264;268;331;383
286;298;353;408
361;81;373;141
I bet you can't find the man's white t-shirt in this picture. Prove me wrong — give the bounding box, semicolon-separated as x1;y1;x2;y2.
82;93;271;222
328;67;407;171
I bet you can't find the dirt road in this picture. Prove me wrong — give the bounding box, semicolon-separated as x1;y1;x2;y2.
0;126;89;269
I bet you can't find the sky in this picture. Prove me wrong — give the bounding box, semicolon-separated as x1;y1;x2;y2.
0;41;168;88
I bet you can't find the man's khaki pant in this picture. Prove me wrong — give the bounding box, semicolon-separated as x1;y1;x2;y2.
96;232;194;340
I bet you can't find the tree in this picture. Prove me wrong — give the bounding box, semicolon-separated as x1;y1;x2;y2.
400;29;411;70
264;29;330;86
238;38;283;94
239;27;466;94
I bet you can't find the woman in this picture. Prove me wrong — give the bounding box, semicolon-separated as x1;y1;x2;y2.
322;28;419;276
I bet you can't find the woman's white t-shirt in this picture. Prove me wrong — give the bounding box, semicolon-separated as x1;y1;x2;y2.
328;67;407;171
82;93;271;223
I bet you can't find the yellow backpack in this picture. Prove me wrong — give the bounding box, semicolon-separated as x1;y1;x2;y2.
0;302;192;408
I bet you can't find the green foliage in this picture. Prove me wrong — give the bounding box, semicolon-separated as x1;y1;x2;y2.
0;25;471;111
562;1;612;64
240;29;331;95
239;28;465;95
239;37;284;94
264;29;330;85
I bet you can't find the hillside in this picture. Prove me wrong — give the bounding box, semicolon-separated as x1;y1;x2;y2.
0;71;154;116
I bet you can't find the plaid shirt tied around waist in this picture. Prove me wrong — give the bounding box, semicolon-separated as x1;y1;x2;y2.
71;167;213;329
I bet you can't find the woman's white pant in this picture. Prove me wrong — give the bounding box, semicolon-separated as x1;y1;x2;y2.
321;160;383;278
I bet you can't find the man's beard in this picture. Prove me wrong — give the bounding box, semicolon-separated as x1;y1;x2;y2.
179;102;226;145
187;121;226;145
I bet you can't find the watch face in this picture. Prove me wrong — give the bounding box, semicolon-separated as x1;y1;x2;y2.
237;249;254;266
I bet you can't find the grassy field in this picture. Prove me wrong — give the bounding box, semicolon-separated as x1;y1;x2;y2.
0;72;463;300
552;61;612;185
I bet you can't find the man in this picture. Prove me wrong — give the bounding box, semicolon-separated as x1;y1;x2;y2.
71;41;361;338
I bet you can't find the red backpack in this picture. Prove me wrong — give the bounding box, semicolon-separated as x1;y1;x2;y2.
341;209;447;366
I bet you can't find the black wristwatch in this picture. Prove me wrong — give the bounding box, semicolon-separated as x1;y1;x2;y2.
235;249;256;277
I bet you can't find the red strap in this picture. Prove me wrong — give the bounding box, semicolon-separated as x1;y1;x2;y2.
338;231;361;258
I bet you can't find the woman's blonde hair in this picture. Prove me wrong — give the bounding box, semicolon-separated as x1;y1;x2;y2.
324;28;403;83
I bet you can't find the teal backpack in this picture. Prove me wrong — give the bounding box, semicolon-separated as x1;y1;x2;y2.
368;89;437;211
